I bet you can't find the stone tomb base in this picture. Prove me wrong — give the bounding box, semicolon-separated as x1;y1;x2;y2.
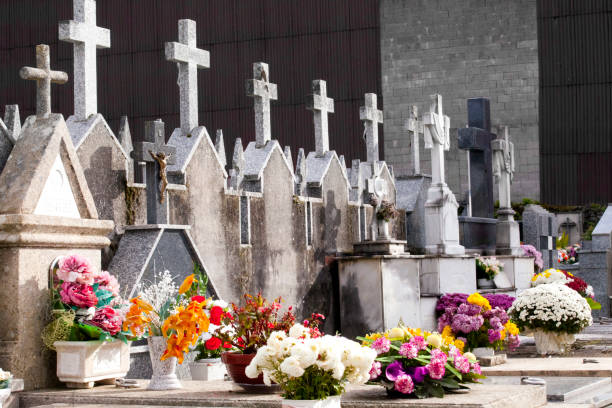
18;380;547;408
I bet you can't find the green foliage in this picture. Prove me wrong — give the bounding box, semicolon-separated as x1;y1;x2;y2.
582;203;606;240
587;297;602;310
281;366;345;400
556;232;569;249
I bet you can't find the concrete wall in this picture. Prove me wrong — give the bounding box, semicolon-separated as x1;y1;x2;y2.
380;0;540;202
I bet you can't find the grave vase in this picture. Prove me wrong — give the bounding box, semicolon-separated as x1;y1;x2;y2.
281;395;342;408
147;336;182;390
533;329;576;355
377;219;390;240
0;379;11;407
477;278;495;289
189;358;226;381
222;352;279;392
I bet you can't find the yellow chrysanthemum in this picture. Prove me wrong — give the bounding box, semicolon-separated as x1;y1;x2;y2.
504;321;519;336
454;339;465;351
441;325;453;338
467;292;491;311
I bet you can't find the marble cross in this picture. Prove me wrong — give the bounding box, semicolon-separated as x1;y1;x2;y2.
59;0;110;121
246;62;278;148
165;19;210;136
133;119;176;224
404;105;423;175
492;126;515;209
306;80;334;156
359;93;383;164
423;94;450;185
19;45;69;119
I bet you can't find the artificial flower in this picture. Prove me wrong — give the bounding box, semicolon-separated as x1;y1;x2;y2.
86;306;122;335
60;282;97;308
178;274;195;295
394;374;414;394
57;254;95;285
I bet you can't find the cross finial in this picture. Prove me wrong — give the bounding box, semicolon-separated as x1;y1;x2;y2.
246;62;278;148
359;93;383;164
59;0;110;120
20;45;69;119
404;105;423;174
306;79;334;156
165;19;210;136
133;119;177;224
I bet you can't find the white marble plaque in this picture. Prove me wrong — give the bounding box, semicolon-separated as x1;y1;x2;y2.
34;155;81;218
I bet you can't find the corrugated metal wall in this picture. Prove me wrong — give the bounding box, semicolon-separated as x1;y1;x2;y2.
538;0;612;205
0;0;381;166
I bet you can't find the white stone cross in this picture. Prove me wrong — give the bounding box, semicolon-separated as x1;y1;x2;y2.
165;19;210;136
19;45;69;119
59;0;110;121
404;105;423;175
246;62;278;148
359;93;383;163
306;80;334;156
423;94;450;185
492;125;515;209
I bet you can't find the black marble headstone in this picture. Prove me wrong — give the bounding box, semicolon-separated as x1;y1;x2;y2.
458;98;496;219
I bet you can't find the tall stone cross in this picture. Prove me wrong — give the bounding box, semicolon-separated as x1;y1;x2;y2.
133;120;176;224
59;0;110;121
492;126;515;210
165;19;210;136
423;94;450;186
19;45;69;119
246;62;278;148
404;105;423;174
359;93;383;164
458;98;496;218
306;80;334;156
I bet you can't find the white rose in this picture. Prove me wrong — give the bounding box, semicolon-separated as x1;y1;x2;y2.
280;356;305;378
245;359;260;379
332;362;345;380
290;342;317;367
289;324;310;339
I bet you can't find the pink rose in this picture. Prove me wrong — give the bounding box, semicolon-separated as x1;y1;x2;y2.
86;306;122;336
60;282;98;308
94;271;120;297
57;255;95;285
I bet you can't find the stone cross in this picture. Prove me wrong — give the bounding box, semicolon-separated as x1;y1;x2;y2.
59;0;110;121
492;126;515;209
404;105;423;175
306;80;334;156
165;19;210;136
458;98;496;218
360;93;383;164
422;94;450;185
246;62;278;148
133;119;176;224
19;45;69;118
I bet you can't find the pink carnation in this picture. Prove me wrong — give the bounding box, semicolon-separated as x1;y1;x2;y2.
57;255;95;285
426;360;446;380
86;306;122;336
394;374;414;394
369;361;382;380
399;342;418;359
430;348;448;365
60;282;98;308
410;335;426;350
372;337;391;354
471;362;482;375
95;270;120;297
454;355;470;374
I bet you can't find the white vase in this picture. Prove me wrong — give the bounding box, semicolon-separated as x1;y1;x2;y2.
147;336;182;390
189;358;226;381
533;329;576;355
54;340;130;388
282;395;341;408
377;220;390;240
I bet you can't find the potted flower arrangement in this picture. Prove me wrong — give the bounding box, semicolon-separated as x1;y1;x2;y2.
508;283;593;354
0;368;12;406
359;326;485;398
521;244;544;272
123;269;212;390
245;323;376;408
42;255;131;388
475;257;503;289
436;293;520;362
558;244;580;265
189;299;232;381
531;268;601;310
370;194;399;240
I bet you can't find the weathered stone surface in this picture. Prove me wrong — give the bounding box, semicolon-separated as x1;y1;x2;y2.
483;357;612;378
592;205;612;251
360;93;383;164
396;175;430;253
306;79;334;156
522;204;557;269
246;62;278;148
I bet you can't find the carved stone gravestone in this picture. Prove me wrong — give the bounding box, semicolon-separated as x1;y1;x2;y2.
522;204;558;269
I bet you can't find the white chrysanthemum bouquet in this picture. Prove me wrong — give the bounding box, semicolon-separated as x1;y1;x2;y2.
245;324;376;401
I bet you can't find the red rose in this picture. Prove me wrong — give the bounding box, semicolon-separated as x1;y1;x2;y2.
191;295;206;303
205;336;222;350
210;306;223;325
223;342;232;349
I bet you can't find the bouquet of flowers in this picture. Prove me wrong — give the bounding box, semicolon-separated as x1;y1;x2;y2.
508;283;592;334
359;326;484;398
0;369;11;389
437;293;520;352
475;257;503;280
435;293;515;315
245;324;375;401
521;244;544;271
42;255;130;348
531;268;601;310
558;244;580;265
194;299;234;360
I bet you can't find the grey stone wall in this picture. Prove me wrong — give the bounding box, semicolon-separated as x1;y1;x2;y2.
380;0;539;201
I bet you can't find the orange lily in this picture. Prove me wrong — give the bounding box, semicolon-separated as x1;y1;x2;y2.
178;274;195;295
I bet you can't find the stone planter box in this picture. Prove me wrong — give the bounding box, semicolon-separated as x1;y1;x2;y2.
189;358;226;381
55;340;130;388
